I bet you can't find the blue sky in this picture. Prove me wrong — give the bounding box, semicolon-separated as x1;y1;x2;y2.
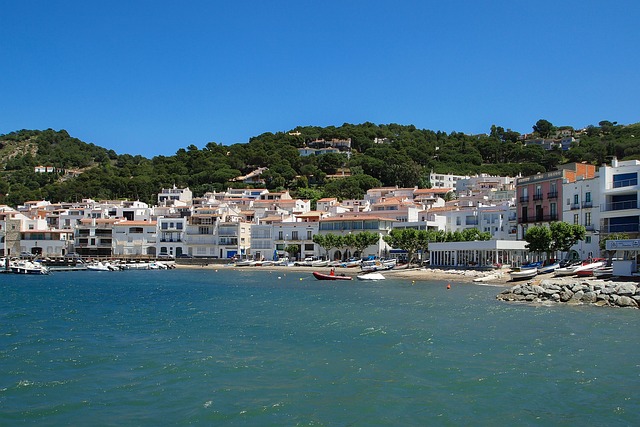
1;1;638;157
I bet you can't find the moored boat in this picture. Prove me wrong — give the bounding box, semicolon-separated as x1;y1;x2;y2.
10;260;50;275
356;272;385;280
312;271;352;281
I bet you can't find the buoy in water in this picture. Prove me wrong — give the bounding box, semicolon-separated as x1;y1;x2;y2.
446;284;451;289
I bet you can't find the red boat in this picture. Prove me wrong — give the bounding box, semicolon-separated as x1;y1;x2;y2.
312;271;352;281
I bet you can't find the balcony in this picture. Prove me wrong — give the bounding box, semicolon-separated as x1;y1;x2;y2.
601;200;638;212
532;194;543;201
519;196;529;203
570;203;581;210
547;191;558;199
581;201;593;208
602;223;640;233
612;178;638;189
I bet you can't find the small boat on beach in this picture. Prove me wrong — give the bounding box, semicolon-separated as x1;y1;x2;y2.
574;259;606;277
509;267;538;281
592;266;614;279
537;261;560;275
554;260;584;277
509;262;541;281
312;271;352;281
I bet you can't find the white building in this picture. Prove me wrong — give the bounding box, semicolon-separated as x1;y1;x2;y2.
563;175;601;260
599;158;639;239
156;216;187;258
158;186;193;205
112;220;158;256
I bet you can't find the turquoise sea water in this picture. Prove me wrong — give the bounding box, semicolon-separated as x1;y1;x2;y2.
1;269;638;426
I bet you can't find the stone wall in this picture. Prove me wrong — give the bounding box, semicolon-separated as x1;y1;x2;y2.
497;279;639;309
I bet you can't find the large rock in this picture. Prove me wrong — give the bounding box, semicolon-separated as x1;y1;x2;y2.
616;283;637;296
581;291;598;304
615;296;638;308
560;289;574;302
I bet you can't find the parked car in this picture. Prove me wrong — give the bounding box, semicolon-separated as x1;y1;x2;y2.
176;253;193;258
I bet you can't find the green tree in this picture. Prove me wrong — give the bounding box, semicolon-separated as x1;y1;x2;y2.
533;119;555;138
549;222;586;259
312;233;343;260
524;225;553;258
384;229;420;264
352;231;380;258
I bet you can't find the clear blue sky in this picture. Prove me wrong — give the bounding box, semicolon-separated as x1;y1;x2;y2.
1;1;638;157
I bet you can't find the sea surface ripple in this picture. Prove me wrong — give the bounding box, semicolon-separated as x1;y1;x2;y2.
1;269;638;426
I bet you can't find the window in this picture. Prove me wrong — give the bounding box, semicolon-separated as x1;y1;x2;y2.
550;203;556;217
573;214;579;225
291;231;299;240
278;231;283;240
585;192;591;203
573;194;579;205
307;230;312;240
585;236;592;244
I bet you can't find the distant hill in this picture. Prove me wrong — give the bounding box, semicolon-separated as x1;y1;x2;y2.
1;121;639;207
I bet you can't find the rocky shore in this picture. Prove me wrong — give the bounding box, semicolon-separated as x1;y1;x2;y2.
497;278;640;309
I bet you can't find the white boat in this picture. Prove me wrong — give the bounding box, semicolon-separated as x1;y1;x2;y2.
87;261;115;271
360;259;383;272
11;260;50;275
509;267;538;281
592;266;613;279
537;262;560;275
341;258;361;268
380;258;397;270
554;261;584;277
311;259;329;268
574;259;606;277
356;272;385;280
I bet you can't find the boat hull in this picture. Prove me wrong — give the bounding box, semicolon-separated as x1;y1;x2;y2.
509;268;537;281
312;271;352;281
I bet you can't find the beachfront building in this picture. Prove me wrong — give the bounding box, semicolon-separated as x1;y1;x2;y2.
271;222;319;261
156;216;187;258
317;214;394;260
605;238;640;277
20;229;74;257
562;175;601;260
516;163;596;239
598;158;640;240
74;218;117;257
428;240;530;269
112;220;158;257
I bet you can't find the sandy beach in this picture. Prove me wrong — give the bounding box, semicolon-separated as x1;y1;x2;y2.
174;262;514;285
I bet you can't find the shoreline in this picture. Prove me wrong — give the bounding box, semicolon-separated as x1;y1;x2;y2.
175;263;515;285
175;262;640;289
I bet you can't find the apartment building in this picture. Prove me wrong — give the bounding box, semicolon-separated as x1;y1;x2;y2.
563;175;600;259
516;163;596;239
598;158;640;238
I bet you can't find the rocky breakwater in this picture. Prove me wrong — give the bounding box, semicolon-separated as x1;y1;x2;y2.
497;279;640;309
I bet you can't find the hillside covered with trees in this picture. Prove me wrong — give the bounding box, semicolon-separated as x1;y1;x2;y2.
0;120;638;207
